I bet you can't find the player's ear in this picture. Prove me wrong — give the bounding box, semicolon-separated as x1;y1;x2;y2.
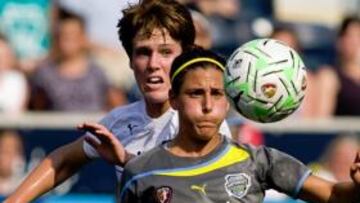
225;100;230;112
169;89;178;110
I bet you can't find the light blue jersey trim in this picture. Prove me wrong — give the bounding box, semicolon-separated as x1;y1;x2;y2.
119;144;231;201
293;169;312;198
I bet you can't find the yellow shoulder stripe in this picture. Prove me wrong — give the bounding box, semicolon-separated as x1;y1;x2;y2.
156;145;249;177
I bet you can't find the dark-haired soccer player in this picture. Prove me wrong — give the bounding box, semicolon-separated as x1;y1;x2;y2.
119;46;360;203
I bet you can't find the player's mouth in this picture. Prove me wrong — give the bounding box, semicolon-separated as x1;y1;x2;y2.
197;122;216;128
144;76;165;90
147;76;163;84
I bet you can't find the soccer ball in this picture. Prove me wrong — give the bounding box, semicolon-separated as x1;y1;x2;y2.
224;38;307;123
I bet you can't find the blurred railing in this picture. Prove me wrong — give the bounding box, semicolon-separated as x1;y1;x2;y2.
0;112;105;129
2;112;360;133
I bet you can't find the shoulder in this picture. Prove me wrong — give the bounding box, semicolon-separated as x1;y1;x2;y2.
3;71;26;84
317;65;340;87
228;139;291;163
124;146;164;174
100;100;145;127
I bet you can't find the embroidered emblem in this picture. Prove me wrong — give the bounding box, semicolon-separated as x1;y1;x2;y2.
127;123;137;136
224;173;251;199
155;186;172;203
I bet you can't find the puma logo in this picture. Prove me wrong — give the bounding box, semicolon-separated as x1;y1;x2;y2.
191;184;207;195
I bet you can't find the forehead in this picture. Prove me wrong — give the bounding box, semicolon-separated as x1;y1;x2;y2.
181;66;224;88
133;28;181;48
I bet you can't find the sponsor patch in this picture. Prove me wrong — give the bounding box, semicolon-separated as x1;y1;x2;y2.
155;186;173;203
224;173;251;199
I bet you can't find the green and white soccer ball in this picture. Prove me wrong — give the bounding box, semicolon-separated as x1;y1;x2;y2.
225;38;307;123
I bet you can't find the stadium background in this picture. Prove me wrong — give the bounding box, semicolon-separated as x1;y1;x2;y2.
0;0;359;202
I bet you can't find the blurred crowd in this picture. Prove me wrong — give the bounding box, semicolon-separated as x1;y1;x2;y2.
0;0;359;118
0;0;359;199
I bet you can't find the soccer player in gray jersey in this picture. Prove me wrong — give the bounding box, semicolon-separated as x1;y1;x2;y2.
5;0;231;202
119;47;360;203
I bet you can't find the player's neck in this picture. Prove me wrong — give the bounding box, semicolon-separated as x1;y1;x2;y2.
168;133;222;158
145;100;171;118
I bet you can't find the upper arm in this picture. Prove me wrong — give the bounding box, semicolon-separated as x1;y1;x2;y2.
316;66;340;117
50;137;91;181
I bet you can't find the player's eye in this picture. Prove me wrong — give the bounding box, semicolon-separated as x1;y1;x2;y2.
211;89;225;97
187;89;203;97
134;47;151;56
159;48;172;56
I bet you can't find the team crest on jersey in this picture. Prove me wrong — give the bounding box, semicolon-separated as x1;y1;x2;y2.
155;186;172;203
224;173;251;199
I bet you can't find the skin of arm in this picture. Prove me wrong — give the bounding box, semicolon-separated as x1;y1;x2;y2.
316;66;340;117
299;152;360;203
4;137;90;203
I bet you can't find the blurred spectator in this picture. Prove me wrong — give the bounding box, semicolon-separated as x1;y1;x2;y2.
29;9;115;112
0;0;54;74
227;114;265;147
54;0;136;104
187;0;248;56
270;25;318;118
0;34;28;115
0;130;26;196
191;10;213;49
310;135;360;182
316;16;360;117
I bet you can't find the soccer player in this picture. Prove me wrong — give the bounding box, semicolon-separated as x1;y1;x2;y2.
4;0;231;202
119;47;360;203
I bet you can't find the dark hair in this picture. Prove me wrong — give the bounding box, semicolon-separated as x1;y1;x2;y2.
117;0;195;57
271;24;301;51
170;46;226;95
338;15;360;37
58;7;86;30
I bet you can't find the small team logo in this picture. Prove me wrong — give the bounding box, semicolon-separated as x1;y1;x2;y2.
224;173;251;199
155;186;173;203
190;183;207;195
127;123;138;136
261;83;277;98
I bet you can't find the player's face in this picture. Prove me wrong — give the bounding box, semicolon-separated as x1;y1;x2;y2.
58;19;87;58
131;28;182;105
339;22;360;61
172;67;229;141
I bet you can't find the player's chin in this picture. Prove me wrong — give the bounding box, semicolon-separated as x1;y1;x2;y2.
143;91;169;104
195;128;219;142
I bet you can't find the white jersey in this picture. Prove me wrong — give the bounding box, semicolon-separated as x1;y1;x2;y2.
83;99;232;180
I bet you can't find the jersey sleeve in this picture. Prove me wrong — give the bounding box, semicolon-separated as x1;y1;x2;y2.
255;146;312;198
82;112;116;158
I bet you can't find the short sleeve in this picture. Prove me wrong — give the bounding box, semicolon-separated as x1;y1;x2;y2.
119;167;138;203
82;112;115;158
255;146;311;198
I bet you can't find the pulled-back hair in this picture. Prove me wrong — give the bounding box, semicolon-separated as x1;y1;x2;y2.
118;0;195;57
170;46;226;95
338;15;360;37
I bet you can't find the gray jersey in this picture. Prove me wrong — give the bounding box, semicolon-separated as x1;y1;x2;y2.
119;138;311;203
82;100;232;180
